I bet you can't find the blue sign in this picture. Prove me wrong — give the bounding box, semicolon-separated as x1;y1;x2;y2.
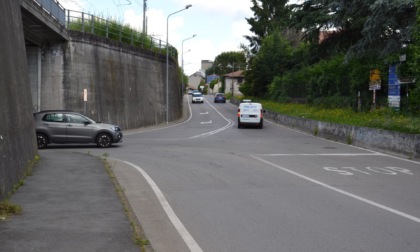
388;64;400;110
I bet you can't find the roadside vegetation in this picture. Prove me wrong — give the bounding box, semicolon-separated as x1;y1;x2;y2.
209;0;420;132
259;99;420;134
0;155;39;220
67;11;177;59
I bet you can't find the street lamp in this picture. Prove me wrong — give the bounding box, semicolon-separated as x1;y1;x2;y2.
166;4;192;124
182;34;196;95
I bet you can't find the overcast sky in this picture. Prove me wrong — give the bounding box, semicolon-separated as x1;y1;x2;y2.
58;0;298;75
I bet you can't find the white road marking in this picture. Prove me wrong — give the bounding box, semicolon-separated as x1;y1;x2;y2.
200;120;212;124
125;95;193;136
122;161;203;252
265;118;420;165
189;97;233;139
255;153;384;157
200;112;209;115
251;154;420;223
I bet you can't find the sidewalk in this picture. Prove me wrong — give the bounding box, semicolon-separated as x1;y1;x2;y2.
0;150;140;252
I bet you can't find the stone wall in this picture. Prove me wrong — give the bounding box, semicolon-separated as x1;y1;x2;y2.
0;0;38;200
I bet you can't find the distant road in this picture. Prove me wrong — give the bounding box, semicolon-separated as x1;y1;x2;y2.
64;95;420;252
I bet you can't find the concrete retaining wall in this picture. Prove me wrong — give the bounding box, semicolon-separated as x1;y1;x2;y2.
231;98;419;160
0;0;38;200
265;110;420;160
33;31;182;129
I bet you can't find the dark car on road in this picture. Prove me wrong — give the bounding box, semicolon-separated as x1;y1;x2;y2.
34;110;123;149
214;93;226;103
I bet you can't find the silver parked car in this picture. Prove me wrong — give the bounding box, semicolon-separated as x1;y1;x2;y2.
34;110;123;149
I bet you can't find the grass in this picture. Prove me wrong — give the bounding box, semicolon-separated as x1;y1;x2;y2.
101;156;151;251
68;14;174;59
259;100;420;134
232;96;420;134
0;155;40;221
0;201;22;220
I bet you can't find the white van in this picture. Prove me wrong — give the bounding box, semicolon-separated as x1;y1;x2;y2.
237;101;265;129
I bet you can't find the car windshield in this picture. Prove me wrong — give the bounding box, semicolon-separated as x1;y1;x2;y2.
193;93;202;97
242;104;261;112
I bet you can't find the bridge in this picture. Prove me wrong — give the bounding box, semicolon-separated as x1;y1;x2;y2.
21;0;68;45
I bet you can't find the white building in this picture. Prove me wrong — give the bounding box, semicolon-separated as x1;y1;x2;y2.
224;70;244;96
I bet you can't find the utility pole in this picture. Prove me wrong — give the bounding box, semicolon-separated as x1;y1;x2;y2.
143;0;147;34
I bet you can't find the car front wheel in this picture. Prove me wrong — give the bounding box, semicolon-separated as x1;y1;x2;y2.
37;133;48;149
96;133;112;148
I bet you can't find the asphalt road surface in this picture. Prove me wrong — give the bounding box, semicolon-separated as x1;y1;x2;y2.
50;95;420;252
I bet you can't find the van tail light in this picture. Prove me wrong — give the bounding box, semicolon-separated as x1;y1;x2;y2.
237;109;240;117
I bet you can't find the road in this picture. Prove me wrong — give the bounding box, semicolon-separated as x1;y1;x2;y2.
69;95;420;252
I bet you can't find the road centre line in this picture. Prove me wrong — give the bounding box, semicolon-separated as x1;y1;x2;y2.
251;154;420;223
189;97;233;139
122;160;203;252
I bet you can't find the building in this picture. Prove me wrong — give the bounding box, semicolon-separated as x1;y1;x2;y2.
187;70;205;90
224;70;244;96
212;70;244;96
201;60;214;73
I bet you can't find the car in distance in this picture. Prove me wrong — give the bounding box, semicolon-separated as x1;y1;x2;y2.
214;93;226;103
34;110;123;149
192;93;204;103
237;101;265;129
191;90;200;95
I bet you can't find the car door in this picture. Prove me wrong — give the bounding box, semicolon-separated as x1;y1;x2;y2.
41;113;67;143
64;113;94;143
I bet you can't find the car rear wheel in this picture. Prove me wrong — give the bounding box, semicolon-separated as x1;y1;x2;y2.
37;133;48;149
96;133;112;148
258;120;263;129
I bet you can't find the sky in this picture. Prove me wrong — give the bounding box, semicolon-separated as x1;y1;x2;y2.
58;0;297;76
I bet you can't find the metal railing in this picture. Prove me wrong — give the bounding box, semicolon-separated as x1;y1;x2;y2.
32;0;65;25
65;10;177;59
29;0;177;60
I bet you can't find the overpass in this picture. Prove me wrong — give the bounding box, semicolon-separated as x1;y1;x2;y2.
21;0;68;45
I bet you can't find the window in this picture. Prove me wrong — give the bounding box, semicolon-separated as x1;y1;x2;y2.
66;114;87;124
43;113;64;122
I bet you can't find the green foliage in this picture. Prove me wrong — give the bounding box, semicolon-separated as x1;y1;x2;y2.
245;0;291;53
246;31;293;97
68;13;174;59
209;78;219;90
212;52;246;76
0;201;22;220
262;100;420;134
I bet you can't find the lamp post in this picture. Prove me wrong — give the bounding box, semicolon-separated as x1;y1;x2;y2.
166;4;192;124
181;34;196;95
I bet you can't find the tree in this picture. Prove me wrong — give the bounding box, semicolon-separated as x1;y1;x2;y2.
245;0;291;54
243;31;293;97
289;0;416;60
211;51;246;76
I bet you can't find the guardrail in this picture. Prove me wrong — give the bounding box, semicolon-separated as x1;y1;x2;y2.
32;0;65;25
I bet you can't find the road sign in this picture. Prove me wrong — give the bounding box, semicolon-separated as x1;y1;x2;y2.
388;64;400;110
369;69;381;90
